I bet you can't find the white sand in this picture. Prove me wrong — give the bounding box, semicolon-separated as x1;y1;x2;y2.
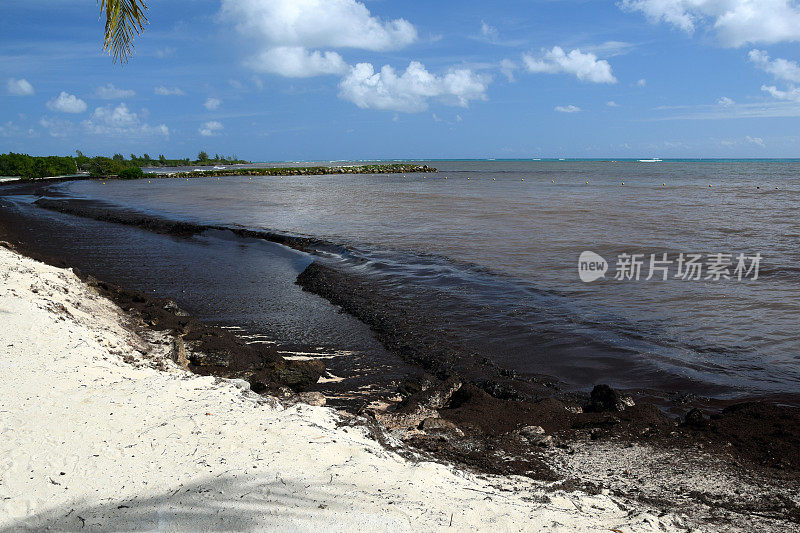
0;246;687;532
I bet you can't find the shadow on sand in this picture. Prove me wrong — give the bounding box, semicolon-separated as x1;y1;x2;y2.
2;474;414;532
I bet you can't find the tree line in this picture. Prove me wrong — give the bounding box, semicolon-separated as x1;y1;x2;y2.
0;151;249;180
124;152;247;167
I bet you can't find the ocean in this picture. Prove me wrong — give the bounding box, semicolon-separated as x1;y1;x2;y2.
7;160;800;404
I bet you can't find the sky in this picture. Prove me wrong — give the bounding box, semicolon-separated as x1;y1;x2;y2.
3;0;800;160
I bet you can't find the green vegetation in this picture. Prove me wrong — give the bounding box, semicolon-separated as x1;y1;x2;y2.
83;156;134;178
0;151;250;180
118;166;144;179
0;153;77;180
128;152;247;167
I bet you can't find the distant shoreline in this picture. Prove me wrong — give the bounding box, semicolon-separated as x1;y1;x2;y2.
0;163;437;183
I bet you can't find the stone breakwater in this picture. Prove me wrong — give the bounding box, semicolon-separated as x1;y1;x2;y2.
163;164;437;180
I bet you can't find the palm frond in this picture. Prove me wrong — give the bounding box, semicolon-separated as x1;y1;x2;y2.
101;0;149;64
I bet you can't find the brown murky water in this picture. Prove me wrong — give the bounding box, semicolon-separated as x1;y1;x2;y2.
20;160;800;401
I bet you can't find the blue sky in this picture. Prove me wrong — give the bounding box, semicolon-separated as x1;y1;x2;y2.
3;0;800;159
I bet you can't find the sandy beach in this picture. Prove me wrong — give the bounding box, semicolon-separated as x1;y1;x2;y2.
0;245;692;532
5;0;800;529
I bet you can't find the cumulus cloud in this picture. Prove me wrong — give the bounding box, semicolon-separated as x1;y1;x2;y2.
338;61;490;113
636;78;647;87
620;0;800;47
746;135;765;147
155;86;185;96
749;50;800;83
199;121;224;136
717;96;736;106
204;97;222;110
606;100;620;107
244;47;347;77
95;83;136;99
555;105;581;113
221;0;417;77
750;50;800;102
7;78;34;96
83;103;169;137
522;47;617;83
46;92;87;114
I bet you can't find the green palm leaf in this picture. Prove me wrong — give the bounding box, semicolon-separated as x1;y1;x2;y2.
101;0;149;64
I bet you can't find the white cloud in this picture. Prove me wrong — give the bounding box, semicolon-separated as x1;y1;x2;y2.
95;84;135;99
222;0;417;50
606;100;620;107
221;0;417;77
199;121;224;136
750;50;800;102
500;59;517;82
522;47;617;83
338;61;490;113
481;21;499;41
39;117;74;138
154;86;185;96
46;92;87;114
717;96;736;106
636;78;647;87
83;103;169;137
761;84;800;101
555;105;581;113
0;120;37;138
585;41;635;57
718;136;769;147
86;103;136;129
244;47;347;77
749;50;800;83
7;78;34;96
204;97;222;110
649;99;800;119
155;47;176;59
621;0;800;47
